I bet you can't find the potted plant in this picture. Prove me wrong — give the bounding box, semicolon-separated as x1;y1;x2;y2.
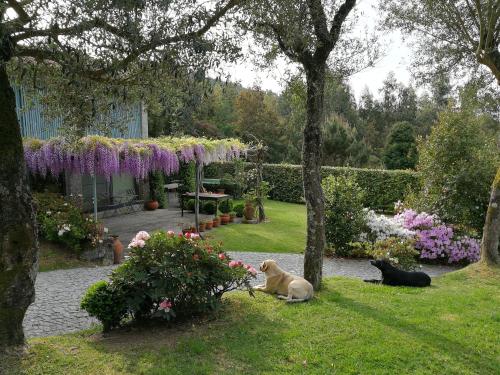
229;211;236;223
212;216;220;227
198;221;206;232
205;219;213;230
219;199;233;225
145;199;159;210
242;192;256;221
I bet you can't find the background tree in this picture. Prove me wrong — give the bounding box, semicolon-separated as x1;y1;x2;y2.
245;0;372;289
383;121;417;170
382;0;500;264
0;0;239;351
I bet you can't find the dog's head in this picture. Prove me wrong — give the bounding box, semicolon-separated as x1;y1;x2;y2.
260;259;277;273
370;259;388;270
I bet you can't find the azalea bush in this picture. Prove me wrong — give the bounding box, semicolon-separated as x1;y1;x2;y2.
81;230;256;331
34;192;106;251
361;209;415;242
369;237;419;271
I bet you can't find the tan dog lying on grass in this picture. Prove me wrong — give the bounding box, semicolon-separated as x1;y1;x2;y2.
254;260;314;303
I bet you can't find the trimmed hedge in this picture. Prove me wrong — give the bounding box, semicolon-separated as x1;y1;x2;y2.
205;162;420;212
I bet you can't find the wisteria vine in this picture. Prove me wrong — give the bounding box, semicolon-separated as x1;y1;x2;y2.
23;135;246;180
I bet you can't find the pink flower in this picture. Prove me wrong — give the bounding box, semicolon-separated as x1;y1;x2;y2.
128;239;138;248
135;231;150;241
228;260;238;268
193;254;200;261
247;267;257;275
218;253;226;260
136;239;145;248
185;232;191;239
159;299;172;312
167;230;175;237
190;233;200;240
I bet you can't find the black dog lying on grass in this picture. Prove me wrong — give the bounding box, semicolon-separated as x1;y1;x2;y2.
365;259;431;287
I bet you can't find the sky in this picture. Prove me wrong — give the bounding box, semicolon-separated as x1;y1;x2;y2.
220;0;414;102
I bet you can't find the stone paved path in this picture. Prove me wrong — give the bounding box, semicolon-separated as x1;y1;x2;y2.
24;252;458;338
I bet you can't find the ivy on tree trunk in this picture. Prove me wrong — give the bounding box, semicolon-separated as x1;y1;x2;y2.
481;167;500;265
0;62;39;351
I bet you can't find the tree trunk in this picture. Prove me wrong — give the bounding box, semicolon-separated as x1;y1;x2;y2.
302;63;326;290
480;166;500;265
0;61;39;352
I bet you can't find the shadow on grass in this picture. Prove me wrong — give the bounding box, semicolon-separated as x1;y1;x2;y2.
330;289;499;373
85;299;289;374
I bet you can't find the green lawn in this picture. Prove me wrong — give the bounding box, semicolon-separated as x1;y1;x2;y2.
39;241;97;272
207;200;306;253
4;265;499;374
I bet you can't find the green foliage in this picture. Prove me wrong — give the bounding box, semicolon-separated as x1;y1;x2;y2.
203;201;217;215
150;171;167;208
383;121;418;170
322;175;366;256
81;231;255;331
208;162;419;212
219;199;233;214
186;199;196;212
80;281;127;332
368;237;419;271
177;162;196;198
33;193;104;251
415;109;499;231
233;203;244;218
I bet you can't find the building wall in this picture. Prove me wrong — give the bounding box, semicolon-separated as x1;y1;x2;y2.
16;86;150;211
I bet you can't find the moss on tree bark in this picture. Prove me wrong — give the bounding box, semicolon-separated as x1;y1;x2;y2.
480;166;500;265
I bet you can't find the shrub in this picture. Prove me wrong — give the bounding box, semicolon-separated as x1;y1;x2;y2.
219;199;233;214
81;231;256;331
322;175;366;256
396;209;480;264
150;171;167;208
203;201;217;215
186;199;196;212
80;280;127;332
233;203;244;218
369;237;419;271
33;192;105;251
206;162;420;212
414;109;498;231
362;209;415;242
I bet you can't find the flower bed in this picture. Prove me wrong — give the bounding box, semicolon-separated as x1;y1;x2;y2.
81;230;256;331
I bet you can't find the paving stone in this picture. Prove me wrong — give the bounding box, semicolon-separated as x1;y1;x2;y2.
24;252;458;338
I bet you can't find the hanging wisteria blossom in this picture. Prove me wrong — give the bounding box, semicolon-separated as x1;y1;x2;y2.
23;135;246;180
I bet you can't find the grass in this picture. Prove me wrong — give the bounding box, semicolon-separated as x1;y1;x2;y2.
206;200;306;253
38;241;97;272
3;265;499;374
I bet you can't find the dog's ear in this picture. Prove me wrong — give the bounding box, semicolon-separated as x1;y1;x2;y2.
261;261;268;272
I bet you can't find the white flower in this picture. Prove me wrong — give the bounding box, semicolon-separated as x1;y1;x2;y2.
98;239;103;244
46;211;52;215
103;227;109;233
63;203;68;206
58;229;64;236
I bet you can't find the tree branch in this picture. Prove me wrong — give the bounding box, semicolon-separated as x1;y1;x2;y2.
6;0;30;25
307;0;331;45
329;0;356;42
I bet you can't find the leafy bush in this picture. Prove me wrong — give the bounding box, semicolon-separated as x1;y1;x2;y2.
207;162;420;212
150;171;167;208
362;209;415;242
186;199;196;212
219;199;233;214
233;203;244;218
81;231;256;331
322;175;366;256
80;280;127;332
414;109;498;231
33;192;105;251
369;237;419;271
203;201;217;215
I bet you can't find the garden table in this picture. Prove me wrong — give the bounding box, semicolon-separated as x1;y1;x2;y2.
181;192;231;216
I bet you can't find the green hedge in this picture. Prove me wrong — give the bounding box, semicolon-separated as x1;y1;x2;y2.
205;162;420;212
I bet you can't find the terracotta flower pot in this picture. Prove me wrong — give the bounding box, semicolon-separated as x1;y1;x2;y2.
198;222;206;232
229;214;235;223
145;200;159;210
217;188;225;194
220;214;230;225
111;235;124;264
205;221;213;230
213;217;220;227
243;203;255;220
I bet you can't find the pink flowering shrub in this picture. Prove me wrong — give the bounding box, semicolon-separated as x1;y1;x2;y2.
395;209;480;264
82;230;256;331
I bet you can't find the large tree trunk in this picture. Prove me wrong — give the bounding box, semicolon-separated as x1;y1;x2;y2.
480;166;500;265
302;63;326;290
0;61;39;352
